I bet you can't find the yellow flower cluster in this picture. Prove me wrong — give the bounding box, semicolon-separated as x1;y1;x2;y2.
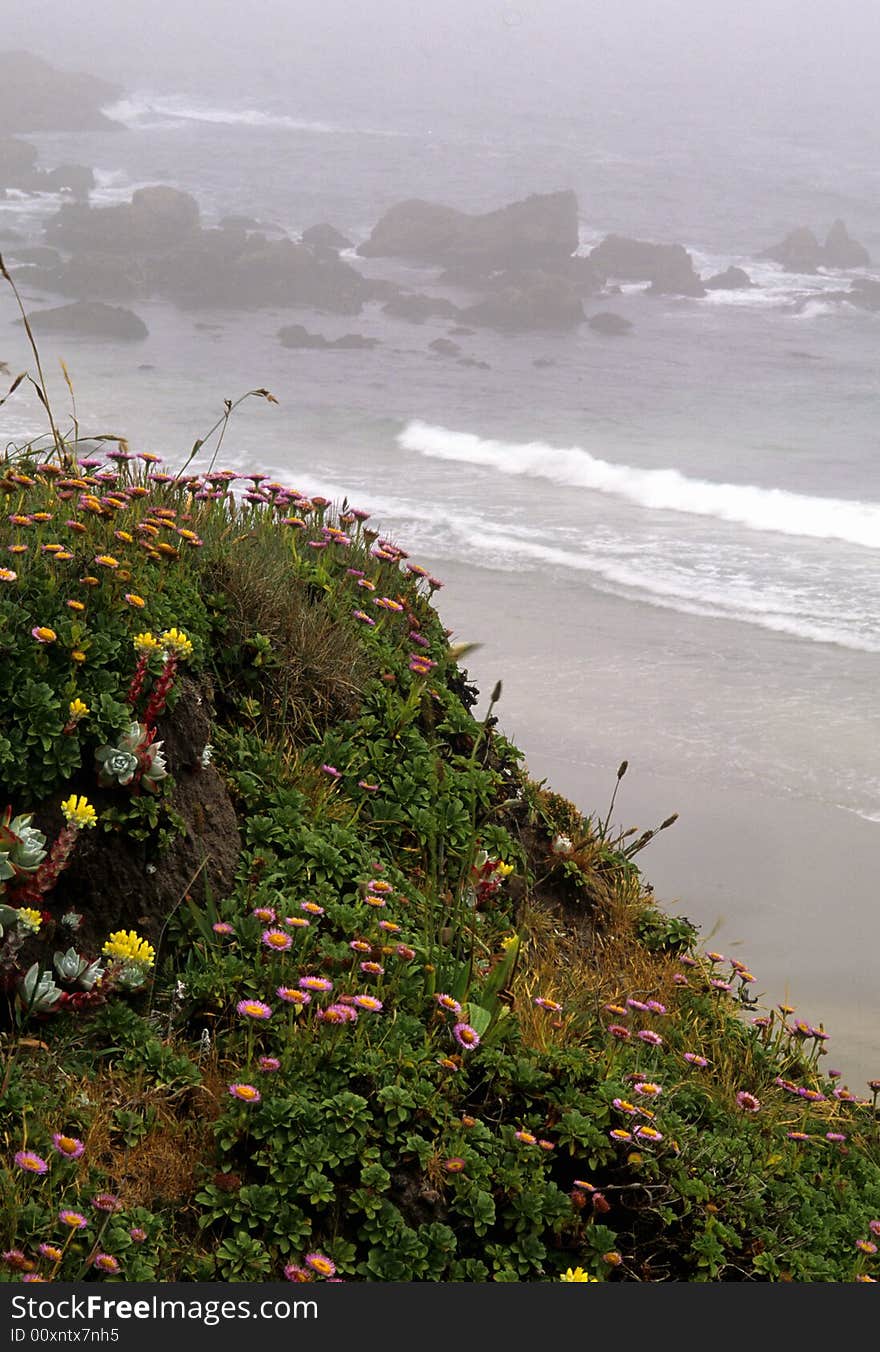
160;627;193;660
495;861;515;878
133;631;162;654
102;929;156;968
559;1267;599;1282
16;908;43;934
60;794;97;830
67;699;90;724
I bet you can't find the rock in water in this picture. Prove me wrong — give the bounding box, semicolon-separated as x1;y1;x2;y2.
703;266;754;290
21;301;149;341
823;219;870;268
587;311;633;335
278;324;378;350
301;223;354;251
0;51;121;132
588;235;705;296
462;270;585;329
358;191;579;268
761;227;823;272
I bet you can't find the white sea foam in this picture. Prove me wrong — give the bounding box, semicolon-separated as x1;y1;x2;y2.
102;95;406;138
398;421;880;550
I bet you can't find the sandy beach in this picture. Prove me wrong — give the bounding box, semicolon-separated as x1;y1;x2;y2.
427;554;880;1090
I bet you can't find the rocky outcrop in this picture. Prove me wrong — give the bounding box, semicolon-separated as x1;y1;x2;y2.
461;270;585;329
36;253;147;300
0;52;121;133
703;266;754;290
761;227;823;273
0;138;93;199
381;293;461;323
823;220;870;269
33;678;240;957
428;337;461;356
358;191;579;268
587;311;633;335
21;301;148;341
301;223;353;251
278;324;378;349
47;187;201;254
42;193;367;313
762;221;870;272
588;235;705;296
0;136;38;182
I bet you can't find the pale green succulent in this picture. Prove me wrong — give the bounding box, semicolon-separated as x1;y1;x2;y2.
95;722;168;792
0;810;48;886
19;962;63;1014
53;947;104;990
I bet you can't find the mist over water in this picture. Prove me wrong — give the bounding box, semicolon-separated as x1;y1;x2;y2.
2;2;880;1077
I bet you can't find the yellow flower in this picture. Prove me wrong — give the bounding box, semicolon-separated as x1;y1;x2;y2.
124;593;146;608
94;555;119;569
68;698;90;723
66;600;85;612
71;650;87;664
102;930;155;969
60;794;97;829
559;1267;599;1282
495;861;514;877
160;628;194;660
17;908;43;934
133;631;162;654
32;626;57;644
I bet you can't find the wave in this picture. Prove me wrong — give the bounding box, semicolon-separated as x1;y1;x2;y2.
102;95;406;138
398;421;880;550
225;452;879;652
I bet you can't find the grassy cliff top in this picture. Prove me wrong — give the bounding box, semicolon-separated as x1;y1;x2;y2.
0;405;878;1282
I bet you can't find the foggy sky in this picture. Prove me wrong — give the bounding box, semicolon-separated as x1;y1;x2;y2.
3;1;880;132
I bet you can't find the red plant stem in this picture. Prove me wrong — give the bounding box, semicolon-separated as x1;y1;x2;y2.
142;654;178;733
126;653;151;707
13;825;78;902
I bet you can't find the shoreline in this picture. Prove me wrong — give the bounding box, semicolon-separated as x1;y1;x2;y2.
426;552;880;1089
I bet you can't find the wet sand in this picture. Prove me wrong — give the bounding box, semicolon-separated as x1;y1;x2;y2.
424;554;880;1090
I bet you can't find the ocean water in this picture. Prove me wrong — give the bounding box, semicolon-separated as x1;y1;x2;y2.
1;72;879;1078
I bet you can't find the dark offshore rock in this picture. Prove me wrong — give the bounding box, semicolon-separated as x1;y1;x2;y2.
842;278;880;311
47;186;201;253
428;337;461;356
0;136;39;183
382;293;461;322
761;227;823;272
461;269;585;329
0;139;93;198
21;300;148;341
763;221;870;272
0;52;121;133
703;266;754;290
301;223;354;251
587;311;633;335
278;323;378;349
209;239;366;311
358;190;579;267
823;219;870;268
41;165;95;197
588;234;705;296
38;253;147;300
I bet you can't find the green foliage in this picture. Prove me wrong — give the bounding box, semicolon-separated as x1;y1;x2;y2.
0;431;878;1286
